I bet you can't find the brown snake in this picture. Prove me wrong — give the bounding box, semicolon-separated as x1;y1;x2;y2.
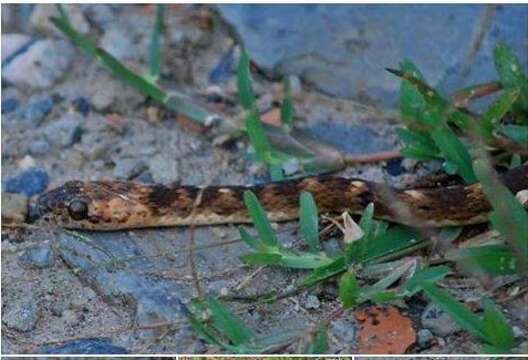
37;164;528;231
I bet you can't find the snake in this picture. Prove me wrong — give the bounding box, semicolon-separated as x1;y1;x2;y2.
36;164;528;231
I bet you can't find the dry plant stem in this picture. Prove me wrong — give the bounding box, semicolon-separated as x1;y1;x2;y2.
343;150;402;164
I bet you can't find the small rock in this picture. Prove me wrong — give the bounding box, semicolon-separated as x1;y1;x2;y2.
1;33;33;63
19;245;54;269
517;340;528;354
384;157;404;176
29;139;51;156
1;192;28;224
18;155;36;170
72;97;91;117
39;338;128;354
136;170;154;184
417;328;434;347
209;46;235;84
80;4;118;29
421;302;461;337
331;316;357;343
44;115;84;148
2;301;39;332
113;159;147;180
303;294;321;309
2;39;75;89
288;75;302;97
30;4;90;36
50;302;64;317
15;96;56;126
5;167;49;197
1;98;19;114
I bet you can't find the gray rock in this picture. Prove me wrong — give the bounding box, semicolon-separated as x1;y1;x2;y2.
19;245;54;269
303;294;321;309
100;27;138;62
148;153;179;184
113;158;147;180
306;122;391;154
5;167;49;197
2;39;75;89
330;315;357;344
417;328;434;347
218;5;528;105
29;139;51;156
1;33;33;63
15;96;56;127
44;115;84;148
421;302;461;337
2;300;39;332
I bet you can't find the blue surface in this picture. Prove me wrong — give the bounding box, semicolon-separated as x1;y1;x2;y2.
218;5;528;106
39;337;128;354
5;167;49;197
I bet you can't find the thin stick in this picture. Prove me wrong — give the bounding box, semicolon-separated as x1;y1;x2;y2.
343;150;402;165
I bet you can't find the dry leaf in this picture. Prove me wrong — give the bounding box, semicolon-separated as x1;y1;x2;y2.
355;305;416;354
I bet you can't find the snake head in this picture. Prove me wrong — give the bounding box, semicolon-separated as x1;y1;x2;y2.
37;180;93;229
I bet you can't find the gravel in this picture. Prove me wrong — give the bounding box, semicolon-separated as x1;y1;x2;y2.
5;167;49;197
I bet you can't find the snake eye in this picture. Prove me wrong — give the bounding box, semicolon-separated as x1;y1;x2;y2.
67;199;88;220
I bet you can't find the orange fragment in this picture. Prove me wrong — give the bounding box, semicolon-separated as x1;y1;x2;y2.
260;107;282;127
355;305;416;354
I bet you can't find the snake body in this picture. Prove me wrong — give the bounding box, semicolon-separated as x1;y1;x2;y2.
37;164;528;231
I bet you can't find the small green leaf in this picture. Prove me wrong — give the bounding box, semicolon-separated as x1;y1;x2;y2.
269;163;284;181
430;126;477;183
306;325;329;354
281;77;295;128
473;159;528;270
239;226;263;251
497;124;528;145
280;251;333;269
299;256;347;287
482;298;514;351
494;43;528;111
237;49;256;110
338;271;360;308
398;59;428;125
243;190;278;247
405;265;452;296
240;252;282;266
510;154;521;168
447;245;519;276
421;282;487;341
206;297;253;346
299;192;320;253
480;88;520;138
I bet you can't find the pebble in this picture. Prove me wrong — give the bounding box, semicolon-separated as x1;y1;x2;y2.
44;115;84;148
18;155;36;170
19;245;55;269
29;139;52;156
72;97;91;117
1;33;32;63
39;337;128;354
113;159;147;180
5;167;49;197
1;98;19;114
303;294;321;309
421;302;461;337
2;39;75;89
417;328;434;347
1;192;29;224
16;96;56;126
384;157;405;176
209;46;235;84
2;300;39;332
100;27;137;61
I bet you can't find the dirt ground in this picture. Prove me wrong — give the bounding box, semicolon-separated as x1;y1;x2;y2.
1;4;526;355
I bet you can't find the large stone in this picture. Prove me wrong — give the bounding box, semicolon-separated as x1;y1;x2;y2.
2;301;39;332
218;5;528;106
2;39;75;89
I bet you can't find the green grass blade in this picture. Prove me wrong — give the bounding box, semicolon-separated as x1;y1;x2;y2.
480;88;520;138
299;256;347;287
494;43;528;111
482;298;514;351
447;245;519;276
246;110;273;162
239;226;263;251
398;59;428;124
404;265;452;296
473;159;528;270
281;77;295;128
237;49;256;110
240;252;282;266
299;191;320;253
206;297;253;346
306;325;329;354
421;282;488;341
243;190;278;247
338;271;360;308
148;4;165;82
431;126;477;183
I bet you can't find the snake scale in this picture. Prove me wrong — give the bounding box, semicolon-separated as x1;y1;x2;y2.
37;164;528;231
